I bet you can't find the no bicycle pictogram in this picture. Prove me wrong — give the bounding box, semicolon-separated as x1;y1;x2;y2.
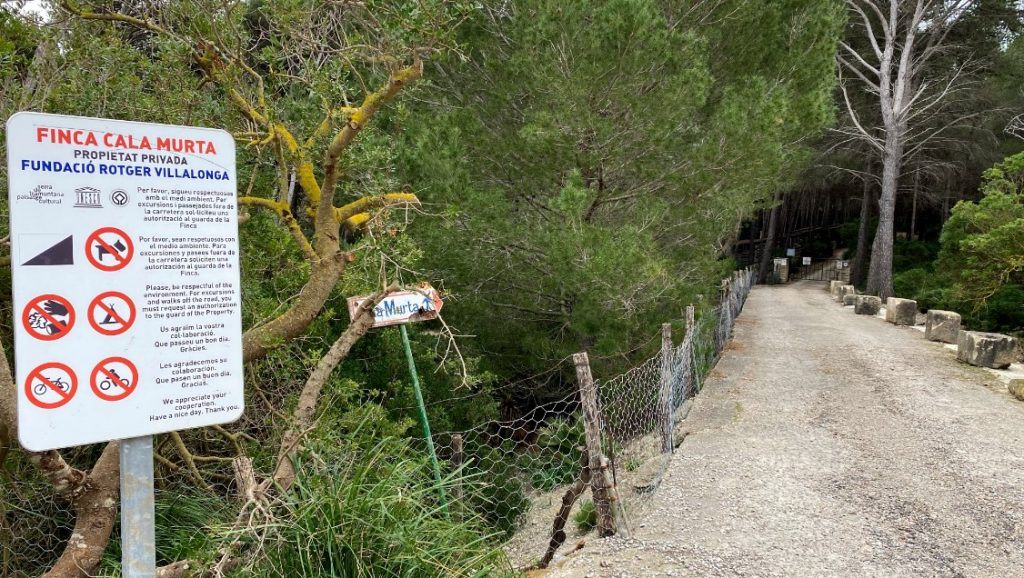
88;291;136;335
85;227;134;272
90;356;139;402
25;362;77;410
21;294;75;341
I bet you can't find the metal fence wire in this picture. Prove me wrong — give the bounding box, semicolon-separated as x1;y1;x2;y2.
1;268;755;574
431;268;756;567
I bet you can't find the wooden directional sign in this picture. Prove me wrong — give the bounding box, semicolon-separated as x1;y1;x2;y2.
348;283;443;328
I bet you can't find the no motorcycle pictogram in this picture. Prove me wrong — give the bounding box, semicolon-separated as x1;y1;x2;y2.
24;362;77;410
21;294;75;341
88;291;136;335
90;356;139;402
85;227;134;272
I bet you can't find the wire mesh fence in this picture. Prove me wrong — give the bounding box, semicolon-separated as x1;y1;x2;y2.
1;268;755;574
429;267;757;567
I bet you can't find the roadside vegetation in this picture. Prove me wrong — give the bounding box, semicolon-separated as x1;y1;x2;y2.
1;1;1022;577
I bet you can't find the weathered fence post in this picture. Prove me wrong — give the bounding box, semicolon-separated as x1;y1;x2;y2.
536;446;590;569
682;305;696;397
718;278;731;347
659;323;674;454
451;433;463;508
573;352;615;537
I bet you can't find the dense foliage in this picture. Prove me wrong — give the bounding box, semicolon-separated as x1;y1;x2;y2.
400;0;844;402
894;152;1024;333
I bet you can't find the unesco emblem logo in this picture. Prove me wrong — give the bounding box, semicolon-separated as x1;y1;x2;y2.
110;189;129;207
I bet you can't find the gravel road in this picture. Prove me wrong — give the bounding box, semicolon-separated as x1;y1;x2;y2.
543;281;1024;578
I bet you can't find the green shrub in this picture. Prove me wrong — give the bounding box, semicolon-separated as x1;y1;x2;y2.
247;437;511;577
574;500;597;533
523;418;585;492
468;443;531;539
96;488;232;576
893;239;939;273
892;268;930;300
974;285;1024;335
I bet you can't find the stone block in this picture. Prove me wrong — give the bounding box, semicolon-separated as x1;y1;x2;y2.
956;331;1018;369
842;294;857;306
837;285;856;302
1009;379;1024;402
854;295;881;315
885;297;917;326
830;280;843;297
925;310;961;343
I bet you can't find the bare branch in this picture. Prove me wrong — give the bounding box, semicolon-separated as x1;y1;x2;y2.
836;78;885;153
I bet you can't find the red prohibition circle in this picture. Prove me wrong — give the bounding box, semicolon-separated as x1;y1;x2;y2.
90;356;139;402
21;294;76;341
88;291;137;335
24;362;78;409
85;227;134;272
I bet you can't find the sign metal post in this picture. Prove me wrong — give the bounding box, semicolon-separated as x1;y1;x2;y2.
348;283;448;515
120;436;156;578
399;323;449;518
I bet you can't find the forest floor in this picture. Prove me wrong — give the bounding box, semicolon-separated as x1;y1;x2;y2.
541;281;1024;578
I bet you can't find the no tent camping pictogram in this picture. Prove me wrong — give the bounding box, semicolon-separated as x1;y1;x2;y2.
21;294;76;341
85;227;134;272
90;356;139;402
24;362;78;409
88;291;136;335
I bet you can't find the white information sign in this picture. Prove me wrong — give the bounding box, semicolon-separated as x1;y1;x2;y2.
786;248;796;257
7;112;244;451
802;257;812;265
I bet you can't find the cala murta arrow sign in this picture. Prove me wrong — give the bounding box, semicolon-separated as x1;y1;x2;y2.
347;283;443;328
346;281;449;515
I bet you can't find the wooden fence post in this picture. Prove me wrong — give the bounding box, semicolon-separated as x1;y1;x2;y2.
659;323;673;454
536;446;590;569
573;352;615;537
682;305;696;397
451;433;463;508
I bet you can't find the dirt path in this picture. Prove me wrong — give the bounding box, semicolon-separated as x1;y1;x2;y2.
544;281;1024;578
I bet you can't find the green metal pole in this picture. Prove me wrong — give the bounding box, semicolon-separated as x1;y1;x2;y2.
399;323;449;518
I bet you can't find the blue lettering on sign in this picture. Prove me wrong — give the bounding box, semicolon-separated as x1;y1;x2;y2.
373;295;436;319
19;159;230;181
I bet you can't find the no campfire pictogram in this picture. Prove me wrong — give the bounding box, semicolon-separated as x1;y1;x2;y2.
88;291;136;335
90;356;139;402
21;294;76;341
24;362;77;409
85;227;134;272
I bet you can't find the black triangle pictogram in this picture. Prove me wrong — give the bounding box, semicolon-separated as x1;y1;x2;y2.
100;304;118;325
23;235;74;266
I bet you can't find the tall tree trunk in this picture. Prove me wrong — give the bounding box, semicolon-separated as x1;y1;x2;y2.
747;216;757;266
850;176;874;288
866;131;904;300
910;169;919;240
758;191;783;283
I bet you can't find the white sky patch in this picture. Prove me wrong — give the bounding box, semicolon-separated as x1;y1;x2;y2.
7;0;49;19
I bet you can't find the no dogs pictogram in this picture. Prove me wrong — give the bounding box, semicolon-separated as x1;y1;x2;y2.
91;357;139;402
85;227;134;271
25;362;77;409
21;294;75;341
88;291;136;335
